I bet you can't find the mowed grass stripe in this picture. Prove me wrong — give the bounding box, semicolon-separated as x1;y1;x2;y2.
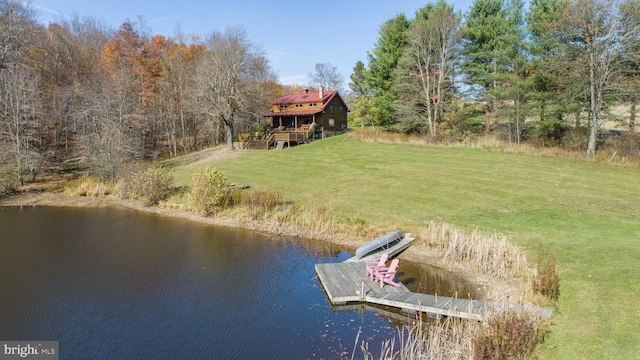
170;134;640;359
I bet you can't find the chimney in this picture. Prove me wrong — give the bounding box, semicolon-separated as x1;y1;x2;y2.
303;88;309;93
318;85;324;99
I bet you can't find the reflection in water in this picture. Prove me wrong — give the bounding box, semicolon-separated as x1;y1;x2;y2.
0;206;478;359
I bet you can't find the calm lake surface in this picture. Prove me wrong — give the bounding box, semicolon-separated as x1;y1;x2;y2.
0;206;477;359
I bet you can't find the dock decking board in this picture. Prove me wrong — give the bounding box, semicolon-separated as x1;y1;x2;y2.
316;261;553;320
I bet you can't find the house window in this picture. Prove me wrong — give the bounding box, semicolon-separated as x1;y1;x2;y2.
340;106;344;114
295;104;303;108
329;104;334;113
309;103;317;107
328;118;335;127
279;104;287;110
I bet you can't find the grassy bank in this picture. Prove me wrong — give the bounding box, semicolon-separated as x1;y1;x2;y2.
166;134;639;359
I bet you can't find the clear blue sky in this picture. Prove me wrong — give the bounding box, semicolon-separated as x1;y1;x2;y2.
32;0;473;87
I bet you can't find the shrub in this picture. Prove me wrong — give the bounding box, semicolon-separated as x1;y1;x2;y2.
77;176;112;197
529;118;570;146
532;243;560;301
601;131;640;161
561;128;590;150
118;166;174;205
473;310;540;360
191;167;227;215
0;164;21;194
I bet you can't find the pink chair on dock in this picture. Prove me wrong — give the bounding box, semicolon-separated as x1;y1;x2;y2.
374;259;400;288
365;253;389;281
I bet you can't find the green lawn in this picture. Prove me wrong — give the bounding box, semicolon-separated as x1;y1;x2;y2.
171;135;640;359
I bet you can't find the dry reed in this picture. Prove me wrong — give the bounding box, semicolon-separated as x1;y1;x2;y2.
425;222;529;280
531;244;560;301
360;307;545;360
71;176;113;197
472;308;543;360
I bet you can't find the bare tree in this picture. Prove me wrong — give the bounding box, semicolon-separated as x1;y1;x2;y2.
395;2;461;137
308;62;344;92
0;0;43;185
37;16;112;159
72;20;149;180
554;0;640;155
195;26;273;150
0;0;37;69
0;66;43;184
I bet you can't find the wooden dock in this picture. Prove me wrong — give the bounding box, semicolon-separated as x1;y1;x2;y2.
315;261;553;321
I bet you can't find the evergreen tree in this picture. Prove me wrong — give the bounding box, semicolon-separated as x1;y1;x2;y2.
464;0;531;143
366;14;410;128
526;0;565;123
349;60;369;98
349;60;372;127
463;0;524;107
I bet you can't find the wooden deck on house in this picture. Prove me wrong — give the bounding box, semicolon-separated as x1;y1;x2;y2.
238;133;274;150
315;258;553;321
239;125;324;150
272;126;321;147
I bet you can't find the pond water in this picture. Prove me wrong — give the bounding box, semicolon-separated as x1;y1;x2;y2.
0;206;478;359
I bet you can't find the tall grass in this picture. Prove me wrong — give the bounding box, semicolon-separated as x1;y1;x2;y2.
362;307;545;360
424;221;529;280
68;175;113;197
532;244;560;302
231;203;345;241
473;308;544;360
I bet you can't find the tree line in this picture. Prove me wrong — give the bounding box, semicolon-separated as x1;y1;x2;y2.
2;0;639;192
349;0;640;156
0;0;281;189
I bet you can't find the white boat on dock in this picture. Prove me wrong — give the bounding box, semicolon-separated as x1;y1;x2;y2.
345;230;415;263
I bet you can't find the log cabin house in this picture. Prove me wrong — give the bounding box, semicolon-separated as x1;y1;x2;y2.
240;86;349;149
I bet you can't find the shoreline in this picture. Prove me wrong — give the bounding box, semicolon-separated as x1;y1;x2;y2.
0;190;526;302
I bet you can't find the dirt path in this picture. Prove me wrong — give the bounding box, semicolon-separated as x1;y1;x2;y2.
161;146;243;166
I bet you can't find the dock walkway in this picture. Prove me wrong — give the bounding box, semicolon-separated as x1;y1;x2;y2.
315;259;553;321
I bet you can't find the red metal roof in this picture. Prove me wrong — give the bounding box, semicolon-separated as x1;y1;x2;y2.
264;89;349;117
272;90;336;105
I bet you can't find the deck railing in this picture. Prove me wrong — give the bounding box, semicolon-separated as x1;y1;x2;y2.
239;126;323;150
272;125;321;146
239;133;274;150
